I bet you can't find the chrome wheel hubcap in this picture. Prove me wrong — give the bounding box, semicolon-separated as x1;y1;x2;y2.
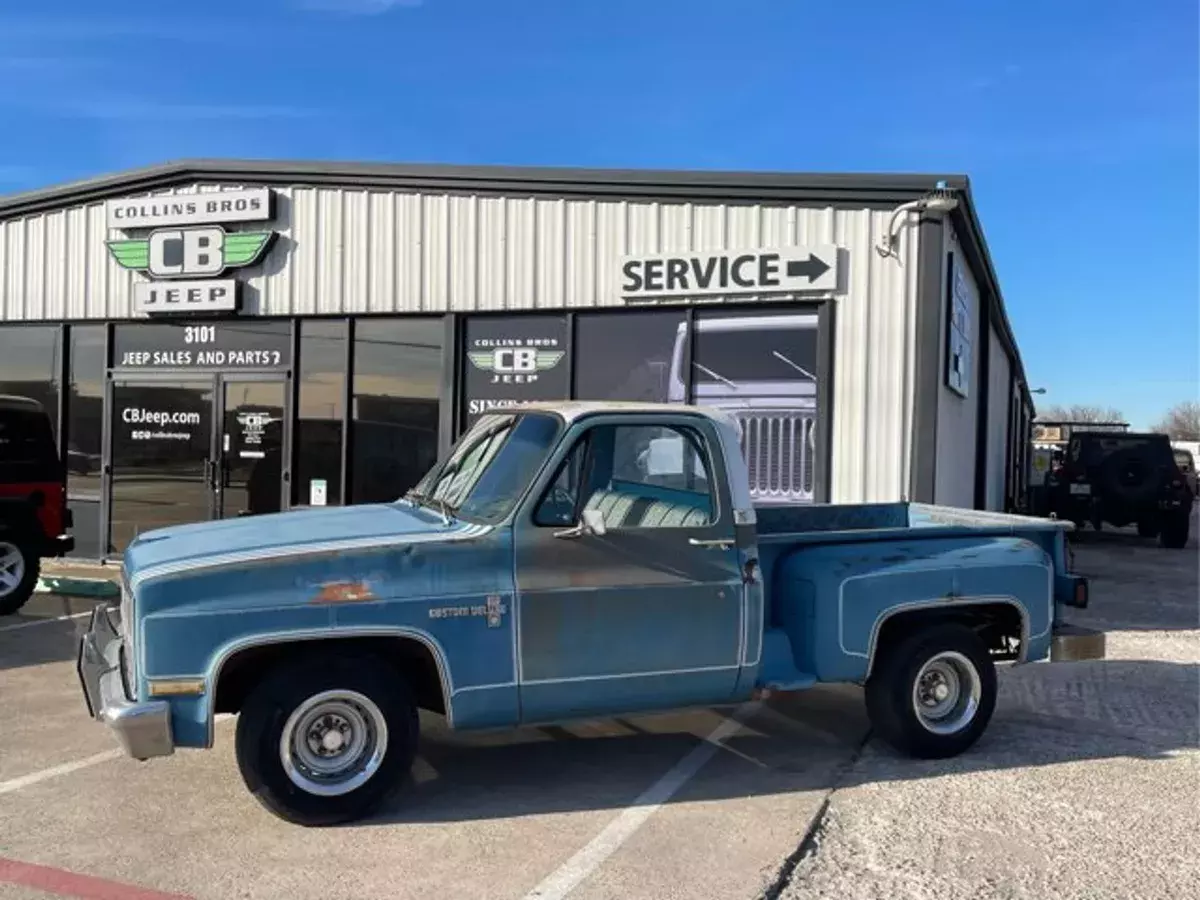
0;542;25;598
911;651;981;735
279;690;388;796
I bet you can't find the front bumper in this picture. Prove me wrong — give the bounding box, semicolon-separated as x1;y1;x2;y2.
76;605;174;761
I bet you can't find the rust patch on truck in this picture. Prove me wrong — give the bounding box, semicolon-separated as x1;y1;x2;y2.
310;581;377;604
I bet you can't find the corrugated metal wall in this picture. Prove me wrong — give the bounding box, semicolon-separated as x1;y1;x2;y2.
0;181;921;504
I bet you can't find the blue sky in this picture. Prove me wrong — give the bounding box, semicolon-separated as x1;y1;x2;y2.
0;0;1196;427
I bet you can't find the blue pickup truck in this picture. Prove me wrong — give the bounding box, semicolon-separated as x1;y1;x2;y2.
79;402;1099;826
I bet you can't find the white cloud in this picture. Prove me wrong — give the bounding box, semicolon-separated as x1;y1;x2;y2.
296;0;423;13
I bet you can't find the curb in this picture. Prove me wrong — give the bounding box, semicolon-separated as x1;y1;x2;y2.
35;576;120;599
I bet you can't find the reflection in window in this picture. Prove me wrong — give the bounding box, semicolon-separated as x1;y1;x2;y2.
351;318;442;504
0;325;62;443
67;325;105;558
573;311;686;403
296;320;347;506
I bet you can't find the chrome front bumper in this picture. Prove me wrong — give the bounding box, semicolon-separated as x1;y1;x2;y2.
76;605;175;761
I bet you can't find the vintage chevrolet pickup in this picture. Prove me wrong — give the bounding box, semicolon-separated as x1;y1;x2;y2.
79;402;1100;826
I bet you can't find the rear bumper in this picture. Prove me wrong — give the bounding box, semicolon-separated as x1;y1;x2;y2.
76;605;174;761
1050;622;1106;662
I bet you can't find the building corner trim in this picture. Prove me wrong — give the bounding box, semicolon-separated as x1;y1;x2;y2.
909;216;945;503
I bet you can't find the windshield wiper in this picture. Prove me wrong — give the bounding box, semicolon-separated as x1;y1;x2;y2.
402;489;455;525
692;361;738;389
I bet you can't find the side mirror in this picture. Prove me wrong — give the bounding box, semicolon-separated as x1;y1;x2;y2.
553;508;607;540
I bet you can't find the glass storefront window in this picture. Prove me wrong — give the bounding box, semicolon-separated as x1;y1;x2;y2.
0;325;62;442
573;311;687;403
296;320;347;507
66;325;105;558
351;318;443;504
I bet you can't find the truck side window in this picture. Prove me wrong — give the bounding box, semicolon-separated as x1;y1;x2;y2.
534;424;716;529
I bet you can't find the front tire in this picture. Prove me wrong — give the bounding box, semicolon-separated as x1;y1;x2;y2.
235;653;419;826
865;623;997;759
0;539;40;616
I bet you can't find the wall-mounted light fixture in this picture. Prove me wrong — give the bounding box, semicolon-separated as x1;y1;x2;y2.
875;183;960;260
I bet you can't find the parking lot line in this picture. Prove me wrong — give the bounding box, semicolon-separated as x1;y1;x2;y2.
0;750;122;796
0;610;91;634
0;855;192;900
523;702;760;900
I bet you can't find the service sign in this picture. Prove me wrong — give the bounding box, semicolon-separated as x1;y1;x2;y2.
620;245;839;300
106;188;277;317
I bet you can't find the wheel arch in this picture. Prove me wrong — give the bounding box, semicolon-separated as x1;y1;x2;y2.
865;598;1028;681
208;628;454;746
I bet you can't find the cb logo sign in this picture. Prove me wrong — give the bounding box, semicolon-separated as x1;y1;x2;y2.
107;227;275;279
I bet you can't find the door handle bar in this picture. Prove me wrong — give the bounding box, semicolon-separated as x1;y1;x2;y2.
688;537;734;549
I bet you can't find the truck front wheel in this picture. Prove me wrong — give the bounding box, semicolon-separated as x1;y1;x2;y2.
865;623;997;759
235;653;419;826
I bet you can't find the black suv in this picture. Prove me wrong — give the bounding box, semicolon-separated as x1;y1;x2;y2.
1046;431;1193;548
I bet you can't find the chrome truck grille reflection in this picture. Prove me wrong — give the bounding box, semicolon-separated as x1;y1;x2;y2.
736;410;816;504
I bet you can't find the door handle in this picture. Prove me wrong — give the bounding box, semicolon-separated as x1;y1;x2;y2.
688;537;734;550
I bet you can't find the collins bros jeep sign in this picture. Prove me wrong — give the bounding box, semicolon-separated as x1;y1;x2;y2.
106;187;276;315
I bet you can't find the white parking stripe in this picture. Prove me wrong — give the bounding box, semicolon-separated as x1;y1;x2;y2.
0;750;122;796
0;611;90;634
523;702;760;900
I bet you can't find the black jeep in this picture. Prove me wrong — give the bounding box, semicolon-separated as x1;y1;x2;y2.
1046;431;1193;548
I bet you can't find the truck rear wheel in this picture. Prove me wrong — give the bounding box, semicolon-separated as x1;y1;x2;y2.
0;539;40;616
865;623;997;759
235;652;419;826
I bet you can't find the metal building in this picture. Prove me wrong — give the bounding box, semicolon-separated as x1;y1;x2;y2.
0;160;1036;561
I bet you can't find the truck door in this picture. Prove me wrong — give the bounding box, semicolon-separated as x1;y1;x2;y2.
512;414;745;722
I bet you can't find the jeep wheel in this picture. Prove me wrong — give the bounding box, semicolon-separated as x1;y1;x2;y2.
1159;513;1191;550
235;653;419;827
0;539;40;616
865;623;997;759
1136;520;1159;539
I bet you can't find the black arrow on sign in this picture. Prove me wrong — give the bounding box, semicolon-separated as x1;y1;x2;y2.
786;254;831;283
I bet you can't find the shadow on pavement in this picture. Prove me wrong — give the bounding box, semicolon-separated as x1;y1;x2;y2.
0;597;97;671
358;655;1198;827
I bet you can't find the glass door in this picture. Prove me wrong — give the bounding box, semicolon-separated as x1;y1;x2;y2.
217;377;289;518
109;379;216;553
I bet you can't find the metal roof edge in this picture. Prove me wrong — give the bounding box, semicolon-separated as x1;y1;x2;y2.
0;158;967;218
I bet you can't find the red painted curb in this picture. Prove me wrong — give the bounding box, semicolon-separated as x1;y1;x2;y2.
0;856;193;900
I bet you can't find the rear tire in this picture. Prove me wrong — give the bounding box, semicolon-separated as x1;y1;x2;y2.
1136;520;1159;539
1159;513;1190;550
235;652;419;826
0;539;40;616
865;623;997;759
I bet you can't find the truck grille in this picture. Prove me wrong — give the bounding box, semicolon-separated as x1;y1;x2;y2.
737;411;816;504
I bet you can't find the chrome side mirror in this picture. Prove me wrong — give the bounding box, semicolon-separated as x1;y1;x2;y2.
553;508;607;539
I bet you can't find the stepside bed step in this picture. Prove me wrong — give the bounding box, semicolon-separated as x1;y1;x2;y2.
756;628;817;692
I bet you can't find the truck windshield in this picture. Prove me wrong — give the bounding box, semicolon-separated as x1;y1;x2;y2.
406;412;561;524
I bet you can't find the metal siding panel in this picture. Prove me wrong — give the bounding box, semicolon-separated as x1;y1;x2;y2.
67;207;87;319
44;211;66;319
506;197;535;312
319;190;345;314
594;200;624;308
368;191;395;314
535;199;564;310
626;202;660;258
659;201;690;252
290;187;318;316
449;194;476;312
986;327;1011;509
26;215;45;320
396;192;423;313
342;190;369;314
423;193;449;312
477;196;507;311
0;222;7;319
935;225;982;506
564;199;595;309
692;204;725;250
